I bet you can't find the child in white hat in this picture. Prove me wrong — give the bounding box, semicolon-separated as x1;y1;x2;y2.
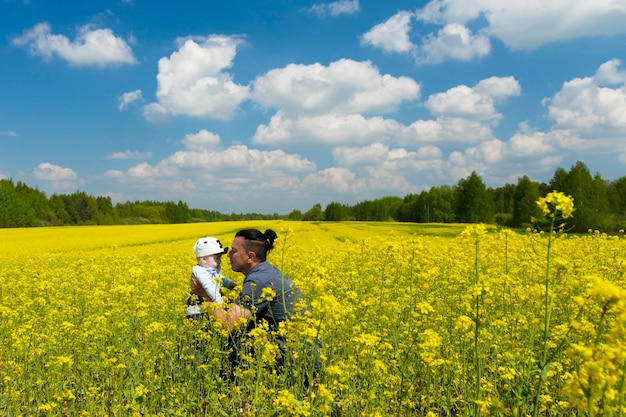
186;237;236;319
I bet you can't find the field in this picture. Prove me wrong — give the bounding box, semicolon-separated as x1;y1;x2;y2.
1;216;626;416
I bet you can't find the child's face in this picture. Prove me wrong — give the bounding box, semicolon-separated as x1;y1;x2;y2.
198;254;222;268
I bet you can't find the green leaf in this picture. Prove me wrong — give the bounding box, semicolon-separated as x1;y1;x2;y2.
541;363;551;381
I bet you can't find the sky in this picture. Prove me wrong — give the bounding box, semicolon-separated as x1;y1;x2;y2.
2;0;626;214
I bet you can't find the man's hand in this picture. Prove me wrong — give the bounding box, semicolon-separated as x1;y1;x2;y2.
190;273;212;301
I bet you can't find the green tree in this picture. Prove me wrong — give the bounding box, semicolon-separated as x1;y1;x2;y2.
511;175;542;227
550;161;610;232
421;186;455;223
607;176;626;215
302;203;323;221
287;209;302;221
324;202;349;221
454;171;494;223
396;193;419;222
0;179;36;227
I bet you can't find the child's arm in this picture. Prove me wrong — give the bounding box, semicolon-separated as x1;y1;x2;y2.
221;277;236;290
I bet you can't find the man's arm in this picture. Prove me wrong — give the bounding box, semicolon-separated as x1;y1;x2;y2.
190;273;211;300
207;303;252;332
191;274;252;332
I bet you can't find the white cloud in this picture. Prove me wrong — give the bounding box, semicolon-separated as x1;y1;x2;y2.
106;150;152;160
252;69;510;148
333;142;444;168
142;103;170;124
307;0;360;16
475;139;505;163
545;59;626;136
303;167;355;192
425;76;520;121
101;141;319;212
33;162;77;180
254;112;402;146
595;59;626;85
146;35;249;121
362;167;414;193
32;162;78;189
361;11;415;53
401;117;495;144
118;89;142;111
250;59;420;146
474;76;522;100
158;144;316;173
417;23;491;64
365;1;626;64
332;143;390;165
127;162;174;180
182;130;221;151
250;59;420;116
1;130;19;138
12;22;137;67
415;0;626;51
508;131;555;157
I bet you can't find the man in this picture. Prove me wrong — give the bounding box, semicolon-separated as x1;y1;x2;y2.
191;228;319;374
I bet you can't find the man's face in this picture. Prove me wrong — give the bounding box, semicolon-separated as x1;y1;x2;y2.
228;236;249;273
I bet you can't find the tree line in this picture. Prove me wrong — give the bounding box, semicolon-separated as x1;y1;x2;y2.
2;160;625;232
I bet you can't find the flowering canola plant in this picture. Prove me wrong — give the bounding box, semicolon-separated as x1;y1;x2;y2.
1;208;625;416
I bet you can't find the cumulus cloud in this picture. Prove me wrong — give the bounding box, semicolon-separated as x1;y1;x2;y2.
1;130;19;138
415;0;626;51
425;76;521;121
182;129;222;151
106;150;152;160
101;141;319;212
146;35;249;121
595;59;626;84
332;143;390;165
400;117;495;144
253;112;402;146
333;143;445;175
12;22;137;67
252;73;516;149
361;167;415;193
361;11;415;53
307;0;360;16
251;59;420;117
118;90;142;111
417;23;491;64
544;59;626;136
163;145;316;173
142;102;170;124
362;1;626;64
33;162;78;189
507;124;556;157
250;59;420;146
303;167;356;192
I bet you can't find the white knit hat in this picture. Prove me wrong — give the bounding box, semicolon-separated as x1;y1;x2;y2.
193;237;228;257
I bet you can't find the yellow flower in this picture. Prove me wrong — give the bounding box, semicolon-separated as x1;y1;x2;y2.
536;191;575;219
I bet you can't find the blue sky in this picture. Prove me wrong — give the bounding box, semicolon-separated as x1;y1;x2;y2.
2;0;626;214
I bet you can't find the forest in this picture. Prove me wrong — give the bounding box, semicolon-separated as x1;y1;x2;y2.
2;160;625;233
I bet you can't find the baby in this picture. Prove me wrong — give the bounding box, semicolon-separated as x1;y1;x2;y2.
186;237;235;319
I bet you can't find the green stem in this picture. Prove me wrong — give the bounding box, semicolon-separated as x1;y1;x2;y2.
533;216;555;417
473;233;481;417
617;359;626;417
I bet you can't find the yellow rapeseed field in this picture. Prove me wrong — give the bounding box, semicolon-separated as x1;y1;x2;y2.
1;204;626;416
